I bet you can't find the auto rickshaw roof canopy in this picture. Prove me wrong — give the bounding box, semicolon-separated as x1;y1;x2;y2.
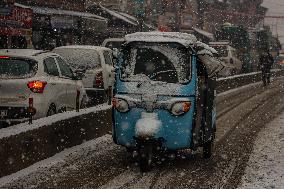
125;32;218;56
125;32;198;48
124;32;225;78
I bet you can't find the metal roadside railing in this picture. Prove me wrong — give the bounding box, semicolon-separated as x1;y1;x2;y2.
0;69;283;177
216;69;284;93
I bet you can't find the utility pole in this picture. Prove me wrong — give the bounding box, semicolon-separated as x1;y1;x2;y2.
276;18;279;38
175;0;181;32
134;0;146;31
196;0;208;29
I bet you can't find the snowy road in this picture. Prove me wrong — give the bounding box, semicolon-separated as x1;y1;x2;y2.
238;111;284;189
1;78;284;189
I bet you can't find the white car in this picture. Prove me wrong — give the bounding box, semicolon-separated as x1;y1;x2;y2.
0;49;87;125
209;41;242;76
53;46;115;104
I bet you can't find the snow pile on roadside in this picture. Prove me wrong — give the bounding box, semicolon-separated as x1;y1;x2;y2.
217;69;281;81
0;135;114;188
238;112;284;189
0;104;111;140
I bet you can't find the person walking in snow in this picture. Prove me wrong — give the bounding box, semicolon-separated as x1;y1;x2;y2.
259;50;274;86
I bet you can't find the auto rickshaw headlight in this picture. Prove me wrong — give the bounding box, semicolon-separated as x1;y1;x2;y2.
171;102;191;116
113;98;129;113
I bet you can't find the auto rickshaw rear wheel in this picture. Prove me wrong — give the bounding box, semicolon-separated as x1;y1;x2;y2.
203;130;215;159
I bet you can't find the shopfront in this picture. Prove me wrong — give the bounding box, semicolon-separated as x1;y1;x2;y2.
0;3;33;49
29;6;107;49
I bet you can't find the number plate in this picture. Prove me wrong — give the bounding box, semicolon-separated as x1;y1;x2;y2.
0;110;8;117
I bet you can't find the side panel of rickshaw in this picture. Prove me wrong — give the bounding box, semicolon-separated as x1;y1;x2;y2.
113;55;199;150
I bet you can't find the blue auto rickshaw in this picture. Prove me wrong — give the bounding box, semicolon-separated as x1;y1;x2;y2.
112;32;223;171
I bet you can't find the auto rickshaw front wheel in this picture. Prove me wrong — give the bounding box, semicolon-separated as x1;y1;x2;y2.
139;143;153;172
203;139;213;159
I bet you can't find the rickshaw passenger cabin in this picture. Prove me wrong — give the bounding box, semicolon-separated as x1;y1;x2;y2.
112;32;220;171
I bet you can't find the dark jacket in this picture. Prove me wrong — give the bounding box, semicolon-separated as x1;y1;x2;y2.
259;52;274;71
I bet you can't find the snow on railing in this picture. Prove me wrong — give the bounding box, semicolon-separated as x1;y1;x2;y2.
0;104;111;140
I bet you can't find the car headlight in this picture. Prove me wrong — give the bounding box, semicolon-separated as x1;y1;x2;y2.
113;98;129;113
171;101;191;116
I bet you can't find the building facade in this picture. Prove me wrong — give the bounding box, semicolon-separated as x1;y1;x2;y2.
85;0;198;31
121;0;198;31
86;0;128;11
2;0;107;49
16;0;86;12
202;0;266;33
0;0;33;48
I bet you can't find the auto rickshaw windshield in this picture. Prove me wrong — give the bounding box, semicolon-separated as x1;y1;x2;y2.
120;42;192;84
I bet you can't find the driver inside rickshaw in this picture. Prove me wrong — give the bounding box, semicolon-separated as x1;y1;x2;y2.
133;48;179;83
121;42;191;85
195;45;225;143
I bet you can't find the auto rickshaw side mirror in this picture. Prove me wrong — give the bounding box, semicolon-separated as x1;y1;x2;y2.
113;48;119;59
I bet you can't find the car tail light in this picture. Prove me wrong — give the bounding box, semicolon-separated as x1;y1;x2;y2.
113;98;129;113
94;71;104;88
171;101;191;116
27;81;47;93
0;56;10;59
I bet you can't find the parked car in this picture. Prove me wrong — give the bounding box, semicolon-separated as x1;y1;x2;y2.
209;41;242;76
53;46;115;105
0;49;87;126
274;53;284;69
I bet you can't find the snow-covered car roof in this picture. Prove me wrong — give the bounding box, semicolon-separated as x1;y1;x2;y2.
125;32;197;47
55;45;111;52
0;49;46;57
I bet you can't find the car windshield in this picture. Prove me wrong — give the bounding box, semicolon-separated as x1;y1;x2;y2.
121;43;191;84
53;48;101;70
0;57;37;79
211;46;228;57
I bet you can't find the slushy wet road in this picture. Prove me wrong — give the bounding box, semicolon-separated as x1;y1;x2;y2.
2;78;284;189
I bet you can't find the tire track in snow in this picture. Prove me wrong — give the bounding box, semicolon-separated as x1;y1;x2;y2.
150;170;180;189
93;169;159;189
161;79;284;188
96;169;141;189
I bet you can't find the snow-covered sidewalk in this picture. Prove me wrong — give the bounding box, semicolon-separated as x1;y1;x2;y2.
238;111;284;189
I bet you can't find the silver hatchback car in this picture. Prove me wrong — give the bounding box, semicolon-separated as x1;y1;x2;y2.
0;49;87;126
